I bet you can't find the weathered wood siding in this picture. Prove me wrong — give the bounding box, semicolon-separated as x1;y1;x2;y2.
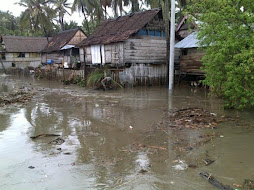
119;63;167;85
84;43;124;65
68;30;87;45
43;52;64;64
180;51;205;74
124;36;167;64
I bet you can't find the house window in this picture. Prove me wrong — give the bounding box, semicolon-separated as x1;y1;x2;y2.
155;30;161;37
1;53;5;60
17;53;25;58
149;30;155;36
137;29;148;36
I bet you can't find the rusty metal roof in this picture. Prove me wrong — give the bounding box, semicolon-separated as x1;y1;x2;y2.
42;28;86;53
1;36;49;53
78;9;162;46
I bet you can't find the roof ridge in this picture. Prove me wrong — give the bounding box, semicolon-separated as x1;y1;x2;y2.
103;8;161;23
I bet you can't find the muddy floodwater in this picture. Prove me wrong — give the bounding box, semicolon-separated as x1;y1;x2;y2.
0;74;254;190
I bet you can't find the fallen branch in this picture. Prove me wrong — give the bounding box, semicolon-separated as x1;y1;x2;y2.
200;172;234;190
30;134;60;139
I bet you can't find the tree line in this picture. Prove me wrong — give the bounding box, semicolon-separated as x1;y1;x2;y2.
0;0;188;37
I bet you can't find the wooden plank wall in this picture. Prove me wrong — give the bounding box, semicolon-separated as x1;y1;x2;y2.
119;63;167;86
84;43;124;65
124;36;167;64
180;52;205;74
68;30;87;45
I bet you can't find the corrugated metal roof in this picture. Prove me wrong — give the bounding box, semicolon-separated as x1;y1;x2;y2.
175;32;200;49
78;9;161;46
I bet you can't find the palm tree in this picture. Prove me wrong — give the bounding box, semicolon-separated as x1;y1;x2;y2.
17;0;55;41
72;0;92;35
52;0;71;31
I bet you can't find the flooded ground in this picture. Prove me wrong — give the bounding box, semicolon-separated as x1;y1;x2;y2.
0;74;254;190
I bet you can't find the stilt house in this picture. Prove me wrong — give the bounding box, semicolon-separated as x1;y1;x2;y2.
42;28;87;69
175;31;205;78
78;8;176;85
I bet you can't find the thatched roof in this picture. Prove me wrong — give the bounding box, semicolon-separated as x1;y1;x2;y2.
42;28;85;53
78;8;162;46
0;36;49;53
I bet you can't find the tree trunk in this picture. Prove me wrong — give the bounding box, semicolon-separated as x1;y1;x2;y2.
43;27;50;43
0;57;6;74
81;7;90;35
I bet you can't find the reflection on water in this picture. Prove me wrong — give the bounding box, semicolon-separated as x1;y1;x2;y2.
0;76;254;190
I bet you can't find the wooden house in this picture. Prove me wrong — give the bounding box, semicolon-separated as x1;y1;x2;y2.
78;8;179;85
0;36;49;69
175;31;205;79
42;28;87;69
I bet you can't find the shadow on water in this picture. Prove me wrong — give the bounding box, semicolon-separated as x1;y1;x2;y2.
0;75;254;190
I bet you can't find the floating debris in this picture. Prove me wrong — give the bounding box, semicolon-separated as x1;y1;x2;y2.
172;160;188;171
49;138;65;145
168;107;220;129
30;134;60;139
0;90;34;105
202;158;215;166
243;179;254;190
200;171;234;190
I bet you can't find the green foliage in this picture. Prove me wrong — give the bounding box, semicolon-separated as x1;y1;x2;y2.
87;68;123;89
188;0;254;109
87;69;105;87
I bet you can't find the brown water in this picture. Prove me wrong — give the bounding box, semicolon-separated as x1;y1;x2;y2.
0;74;254;190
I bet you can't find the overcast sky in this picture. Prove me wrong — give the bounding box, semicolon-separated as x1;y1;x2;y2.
0;0;85;25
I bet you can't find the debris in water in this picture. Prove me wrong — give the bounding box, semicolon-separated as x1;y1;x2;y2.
28;166;35;169
172;160;188;171
49;137;65;145
200;171;234;190
202;158;215;166
0;90;34;105
243;179;254;190
138;168;148;174
166;107;228;129
30;134;60;139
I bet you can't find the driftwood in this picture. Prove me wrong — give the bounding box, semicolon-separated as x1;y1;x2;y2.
200;172;234;190
30;134;60;139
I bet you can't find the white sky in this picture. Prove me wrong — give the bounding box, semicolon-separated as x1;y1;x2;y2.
0;0;86;25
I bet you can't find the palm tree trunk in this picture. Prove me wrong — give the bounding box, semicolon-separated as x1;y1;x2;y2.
0;58;6;74
43;26;50;43
81;6;90;35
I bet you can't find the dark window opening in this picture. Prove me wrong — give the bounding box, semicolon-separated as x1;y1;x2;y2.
17;53;25;58
1;53;6;60
182;49;188;55
12;62;16;67
72;48;79;56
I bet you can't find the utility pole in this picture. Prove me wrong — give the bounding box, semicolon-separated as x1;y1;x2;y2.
169;0;175;90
